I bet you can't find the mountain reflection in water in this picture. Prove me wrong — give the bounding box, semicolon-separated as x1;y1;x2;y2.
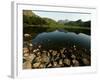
32;30;90;50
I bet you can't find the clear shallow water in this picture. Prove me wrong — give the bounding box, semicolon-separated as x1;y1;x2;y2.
32;30;90;50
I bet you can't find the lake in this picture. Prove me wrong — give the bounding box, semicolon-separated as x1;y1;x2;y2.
32;30;90;50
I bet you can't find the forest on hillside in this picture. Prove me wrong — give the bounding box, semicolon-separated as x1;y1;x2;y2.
23;10;91;35
23;11;91;28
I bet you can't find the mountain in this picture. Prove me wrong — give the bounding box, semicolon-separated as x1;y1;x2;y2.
23;10;36;17
58;19;69;24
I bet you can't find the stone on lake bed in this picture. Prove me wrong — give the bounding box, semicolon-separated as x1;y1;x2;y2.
49;50;52;52
29;43;33;46
59;59;63;65
82;58;90;65
41;55;50;63
47;63;52;67
24;53;29;57
33;49;39;53
23;53;30;61
53;61;58;67
38;45;42;48
35;56;42;62
63;59;71;66
60;48;66;54
72;59;80;66
23;47;29;54
23;61;32;69
39;64;46;68
36;52;41;56
28;54;36;62
52;51;57;56
24;33;31;37
71;54;76;59
32;62;41;68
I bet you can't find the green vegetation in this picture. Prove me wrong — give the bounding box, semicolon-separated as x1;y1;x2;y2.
23;10;91;35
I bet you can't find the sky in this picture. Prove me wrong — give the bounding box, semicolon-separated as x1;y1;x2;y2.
33;10;91;22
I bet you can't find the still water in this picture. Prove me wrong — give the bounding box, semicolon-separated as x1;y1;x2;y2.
32;30;90;50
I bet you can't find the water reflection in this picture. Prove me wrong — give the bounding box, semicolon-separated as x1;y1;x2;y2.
23;30;91;69
32;30;90;50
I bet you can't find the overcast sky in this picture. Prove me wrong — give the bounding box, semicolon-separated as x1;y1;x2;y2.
33;10;91;22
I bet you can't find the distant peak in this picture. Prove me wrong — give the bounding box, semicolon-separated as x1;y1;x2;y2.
23;10;35;17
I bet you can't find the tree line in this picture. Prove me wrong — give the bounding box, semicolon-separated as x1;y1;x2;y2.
23;14;91;28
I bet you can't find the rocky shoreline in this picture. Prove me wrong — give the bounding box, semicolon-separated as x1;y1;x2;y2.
23;34;91;69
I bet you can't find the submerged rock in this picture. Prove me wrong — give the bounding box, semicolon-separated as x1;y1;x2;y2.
63;59;71;66
23;47;29;54
32;62;41;68
23;61;32;69
82;58;90;65
72;59;80;66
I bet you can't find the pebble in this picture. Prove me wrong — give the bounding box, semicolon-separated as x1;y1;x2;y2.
23;61;32;69
72;59;80;66
23;40;90;69
32;62;41;68
23;47;29;54
47;63;52;67
71;54;76;59
35;56;42;62
41;55;50;63
82;58;90;65
63;59;71;66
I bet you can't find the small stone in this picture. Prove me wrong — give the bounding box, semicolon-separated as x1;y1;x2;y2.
82;58;90;65
28;54;36;62
72;59;79;66
47;63;52;67
73;45;77;50
42;50;47;54
41;55;49;63
63;59;71;66
49;50;53;53
29;43;33;47
53;61;58;67
23;47;29;54
60;48;66;54
71;54;76;59
52;51;57;56
33;62;41;68
33;49;37;53
33;49;39;53
61;53;65;58
39;64;45;68
38;45;42;48
23;61;32;69
59;59;63;65
24;33;31;37
23;53;30;61
35;56;42;62
24;53;29;57
36;52;41;57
